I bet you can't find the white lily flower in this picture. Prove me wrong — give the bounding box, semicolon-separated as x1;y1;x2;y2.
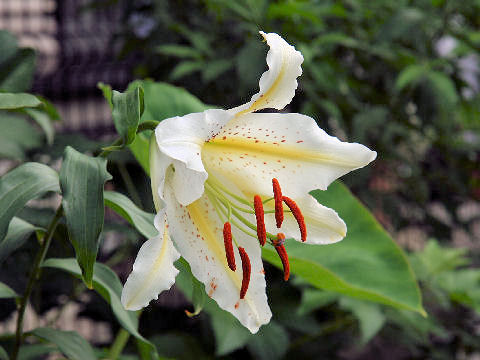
121;32;377;333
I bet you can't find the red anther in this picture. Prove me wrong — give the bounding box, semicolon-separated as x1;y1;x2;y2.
272;178;284;228
253;195;266;246
272;234;289;280
282;196;307;242
223;222;236;271
238;247;251;299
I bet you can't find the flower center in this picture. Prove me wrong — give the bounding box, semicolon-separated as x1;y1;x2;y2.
204;175;306;299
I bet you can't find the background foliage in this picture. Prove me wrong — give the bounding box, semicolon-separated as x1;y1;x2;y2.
1;0;480;359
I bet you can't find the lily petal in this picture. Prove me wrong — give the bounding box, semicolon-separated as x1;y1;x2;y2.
266;194;347;245
163;179;272;333
121;212;180;311
231;32;304;115
202;112;377;199
154;109;233;205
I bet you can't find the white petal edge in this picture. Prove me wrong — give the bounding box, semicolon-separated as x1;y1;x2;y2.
266;194;347;245
121;211;180;311
230;31;304;115
154;109;234;206
163;179;272;333
202;112;377;199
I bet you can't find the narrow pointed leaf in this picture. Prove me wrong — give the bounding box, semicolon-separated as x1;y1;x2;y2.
31;327;96;360
0;217;43;264
0;345;7;360
104;191;157;239
17;344;56;360
42;258;159;360
0;48;36;92
111;86;144;147
0;93;41;109
262;181;424;315
24;108;55;145
0;162;60;241
60;147;112;287
0;281;17;298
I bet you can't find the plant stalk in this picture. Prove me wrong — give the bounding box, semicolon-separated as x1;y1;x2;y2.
11;206;63;360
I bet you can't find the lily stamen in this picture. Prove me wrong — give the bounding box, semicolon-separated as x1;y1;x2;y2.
272;178;284;228
223;222;236;271
238;247;251;299
282;196;307;242
273;233;290;281
254;195;266;246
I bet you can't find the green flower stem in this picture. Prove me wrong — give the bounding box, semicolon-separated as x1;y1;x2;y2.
98;120;160;158
107;328;130;360
12;206;64;360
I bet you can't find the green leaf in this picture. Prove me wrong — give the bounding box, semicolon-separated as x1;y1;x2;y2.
126;80;209;174
297;289;338;315
0;281;17;298
155;44;202;59
427;71;459;106
98;82;113;109
0;345;7;360
129;133;151;175
246;321;289;360
31;327;96;360
17;344;56;360
170;61;204;80
0;162;60;241
104;190;157;239
0;113;43;159
42;258;159;359
0;93;41;109
0;30;19;64
0;48;36;92
111;86;145;147
339;297;386;344
0;217;42;265
262;181;424;315
185;274;205;317
202;59;232;83
395;64;426;91
60;147;112;287
23;108;55;145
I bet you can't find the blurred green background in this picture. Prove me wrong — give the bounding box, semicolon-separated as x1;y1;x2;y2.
1;0;480;359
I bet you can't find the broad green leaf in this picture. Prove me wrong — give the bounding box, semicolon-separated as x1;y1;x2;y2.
0;345;7;360
297;289;338;315
339;297;386;344
0;281;17;298
395;64;426;91
0;93;41;109
262;181;424;315
17;344;57;360
126;80;209;174
31;327;96;360
0;162;59;241
246;321;289;360
59;147;112;287
202;59;232;83
23;108;55;145
111;86;145;147
0;48;36;92
0;113;43;159
0;217;42;265
104;190;157;239
175;258;251;355
42;258;158;359
129;133;151;174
